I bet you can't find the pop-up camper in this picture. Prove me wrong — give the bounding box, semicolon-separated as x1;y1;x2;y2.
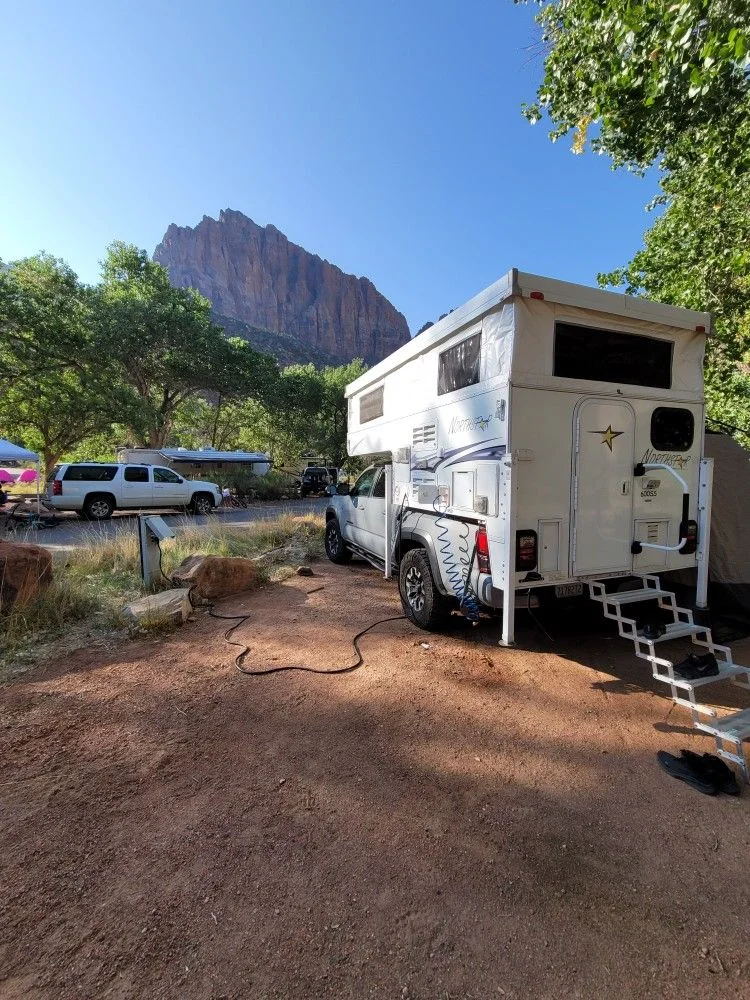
338;269;710;642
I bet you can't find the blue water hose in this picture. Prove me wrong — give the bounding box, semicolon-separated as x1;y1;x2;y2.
433;502;480;621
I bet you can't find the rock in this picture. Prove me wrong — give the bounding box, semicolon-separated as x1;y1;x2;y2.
171;554;261;599
154;210;411;365
0;541;53;610
296;566;314;577
125;588;192;626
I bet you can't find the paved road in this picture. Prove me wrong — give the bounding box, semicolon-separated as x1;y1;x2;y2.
8;498;328;552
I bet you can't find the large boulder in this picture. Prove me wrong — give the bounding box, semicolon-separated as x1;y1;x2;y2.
0;541;53;611
171;554;261;600
125;588;193;626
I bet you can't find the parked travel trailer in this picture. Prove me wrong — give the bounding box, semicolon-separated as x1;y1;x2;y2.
116;447;272;480
325;269;713;647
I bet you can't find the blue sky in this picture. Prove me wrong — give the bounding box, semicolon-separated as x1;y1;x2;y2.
1;1;658;334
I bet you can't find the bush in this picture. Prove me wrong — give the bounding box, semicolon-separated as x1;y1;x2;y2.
228;469;299;501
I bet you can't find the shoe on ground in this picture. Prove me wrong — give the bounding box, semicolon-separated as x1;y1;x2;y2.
673;652;719;680
657;750;719;795
681;750;740;796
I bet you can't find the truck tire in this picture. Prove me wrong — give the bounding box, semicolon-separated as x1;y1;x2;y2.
399;548;452;631
83;493;115;521
190;492;215;516
324;518;351;564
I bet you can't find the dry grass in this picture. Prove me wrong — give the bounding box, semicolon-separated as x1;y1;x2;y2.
0;514;325;678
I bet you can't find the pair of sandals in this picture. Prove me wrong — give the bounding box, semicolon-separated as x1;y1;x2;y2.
657;749;740;796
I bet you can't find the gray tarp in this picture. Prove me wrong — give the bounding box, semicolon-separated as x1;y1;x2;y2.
704;432;750;622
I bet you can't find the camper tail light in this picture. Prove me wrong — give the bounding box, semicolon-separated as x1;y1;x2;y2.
516;530;538;571
476;526;491;574
52;479;62;496
681;519;698;556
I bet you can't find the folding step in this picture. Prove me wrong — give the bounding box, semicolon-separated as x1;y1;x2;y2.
653;662;750;691
602;587;672;605
693;708;750;743
637;622;708;643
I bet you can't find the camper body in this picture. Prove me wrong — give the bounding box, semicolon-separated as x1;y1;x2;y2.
325;269;712;644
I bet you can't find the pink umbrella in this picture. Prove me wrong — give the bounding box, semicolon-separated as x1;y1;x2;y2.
0;468;16;483
18;468;38;483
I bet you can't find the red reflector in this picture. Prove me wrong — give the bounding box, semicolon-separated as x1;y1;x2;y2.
52;479;62;495
476;527;491;574
529;290;544;300
695;325;706;333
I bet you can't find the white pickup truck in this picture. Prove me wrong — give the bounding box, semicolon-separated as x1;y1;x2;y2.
47;462;222;519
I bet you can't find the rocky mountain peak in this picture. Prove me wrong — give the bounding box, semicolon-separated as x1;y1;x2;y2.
153;210;411;365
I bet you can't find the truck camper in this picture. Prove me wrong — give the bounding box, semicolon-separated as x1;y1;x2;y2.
325;268;712;647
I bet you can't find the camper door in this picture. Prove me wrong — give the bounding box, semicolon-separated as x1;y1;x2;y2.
572;398;635;576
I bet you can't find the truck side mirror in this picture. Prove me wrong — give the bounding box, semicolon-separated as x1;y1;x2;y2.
336;483;351;496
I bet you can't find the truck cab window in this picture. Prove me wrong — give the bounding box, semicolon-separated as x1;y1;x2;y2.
371;469;386;498
651;407;694;451
351;467;378;497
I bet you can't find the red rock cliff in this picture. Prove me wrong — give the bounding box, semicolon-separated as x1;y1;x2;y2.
153;210;411;365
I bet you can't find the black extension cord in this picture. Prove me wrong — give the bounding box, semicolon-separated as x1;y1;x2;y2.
180;571;409;676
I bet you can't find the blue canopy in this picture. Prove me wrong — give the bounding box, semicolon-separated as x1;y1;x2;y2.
0;439;39;463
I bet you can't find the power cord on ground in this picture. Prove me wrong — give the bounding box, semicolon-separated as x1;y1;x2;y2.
175;554;410;677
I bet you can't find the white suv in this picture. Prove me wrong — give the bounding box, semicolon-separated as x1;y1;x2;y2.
47;463;222;520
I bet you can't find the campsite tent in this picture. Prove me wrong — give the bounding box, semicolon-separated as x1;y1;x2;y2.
703;433;750;629
0;439;41;507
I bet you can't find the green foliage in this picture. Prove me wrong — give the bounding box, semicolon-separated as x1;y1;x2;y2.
519;0;750;172
1;243;367;475
170;358;367;470
520;0;750;438
93;243;278;447
0;255;129;472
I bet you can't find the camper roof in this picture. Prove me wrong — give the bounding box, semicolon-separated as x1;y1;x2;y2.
345;268;712;398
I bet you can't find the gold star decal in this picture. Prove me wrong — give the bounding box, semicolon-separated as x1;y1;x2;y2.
590;425;624;452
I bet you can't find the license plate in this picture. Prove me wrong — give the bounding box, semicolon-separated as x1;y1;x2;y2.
555;582;584;599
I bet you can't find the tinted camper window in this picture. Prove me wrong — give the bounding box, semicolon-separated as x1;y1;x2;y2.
438;333;481;395
553;322;673;389
359;386;384;423
651;407;694;451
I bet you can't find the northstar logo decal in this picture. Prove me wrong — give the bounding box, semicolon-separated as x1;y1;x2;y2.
590;425;624;452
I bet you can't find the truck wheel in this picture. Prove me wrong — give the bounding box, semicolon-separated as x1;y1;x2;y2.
324;518;351;564
83;493;115;521
399;548;452;631
190;492;214;516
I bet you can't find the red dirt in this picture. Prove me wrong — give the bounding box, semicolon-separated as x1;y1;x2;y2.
2;564;750;1000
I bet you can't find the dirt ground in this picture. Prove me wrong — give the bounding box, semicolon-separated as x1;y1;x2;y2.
2;563;750;1000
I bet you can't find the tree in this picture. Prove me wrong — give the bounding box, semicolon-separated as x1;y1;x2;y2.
520;0;750;435
93;243;278;447
0;255;127;472
518;0;750;173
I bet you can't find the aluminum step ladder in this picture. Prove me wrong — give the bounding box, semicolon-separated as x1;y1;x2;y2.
589;574;750;779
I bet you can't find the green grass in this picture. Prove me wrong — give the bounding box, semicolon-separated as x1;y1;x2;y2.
0;513;325;678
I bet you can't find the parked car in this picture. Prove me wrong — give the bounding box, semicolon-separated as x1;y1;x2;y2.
46;463;222;520
299;466;330;498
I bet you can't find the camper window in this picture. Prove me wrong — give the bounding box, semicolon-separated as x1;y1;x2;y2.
438;332;482;395
360;386;384;423
553;322;672;389
651;407;694;451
